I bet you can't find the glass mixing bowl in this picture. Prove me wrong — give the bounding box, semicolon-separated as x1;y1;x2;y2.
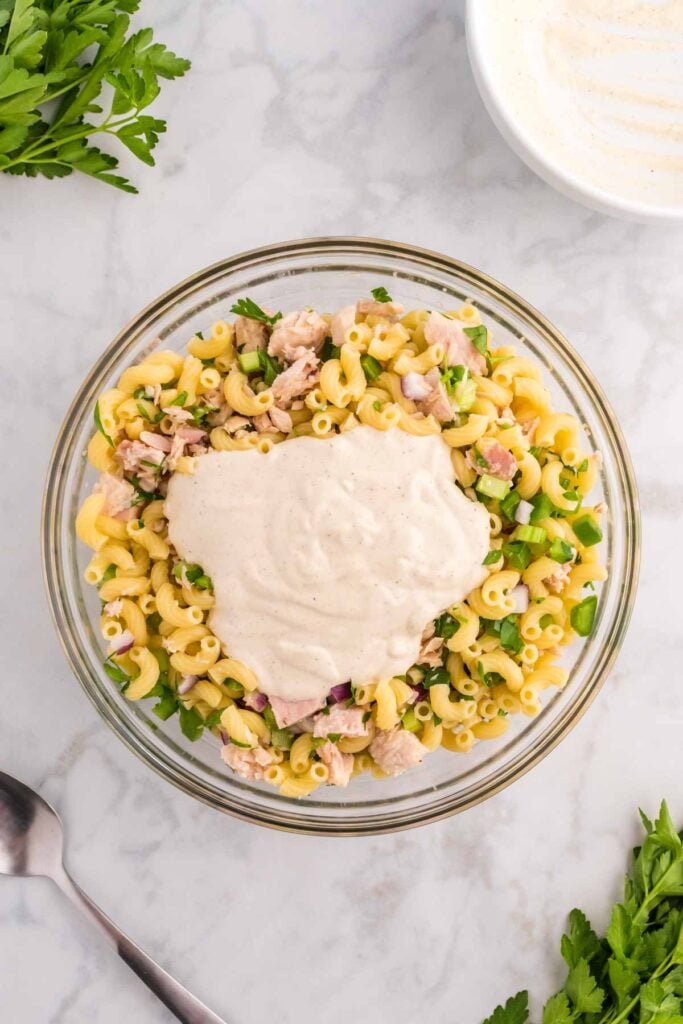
42;238;640;835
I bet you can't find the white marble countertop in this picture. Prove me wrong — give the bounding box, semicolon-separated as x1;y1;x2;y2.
1;2;681;1022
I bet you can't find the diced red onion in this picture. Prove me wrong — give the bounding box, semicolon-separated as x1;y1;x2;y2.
401;372;432;401
110;629;134;655
219;729;229;745
329;682;352;703
178;675;198;695
510;584;529;613
243;691;268;712
515;500;534;525
411;683;428;703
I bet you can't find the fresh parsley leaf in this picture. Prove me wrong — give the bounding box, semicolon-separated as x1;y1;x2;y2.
560;909;602;968
481;990;529;1024
318;336;339;362
257;349;282;386
483;802;683;1024
464;324;488;356
499;616;523;654
229;297;282;326
0;6;190;191
370;286;392;303
565;959;604;1015
541;992;572;1024
434;612;460;639
421;666;450;687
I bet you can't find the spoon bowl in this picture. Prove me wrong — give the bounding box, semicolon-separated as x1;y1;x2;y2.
0;771;64;878
0;770;226;1023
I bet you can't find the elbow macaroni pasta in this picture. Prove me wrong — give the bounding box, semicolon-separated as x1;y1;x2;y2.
78;296;606;796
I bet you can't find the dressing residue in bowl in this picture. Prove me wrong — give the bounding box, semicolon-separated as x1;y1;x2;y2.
480;0;683;209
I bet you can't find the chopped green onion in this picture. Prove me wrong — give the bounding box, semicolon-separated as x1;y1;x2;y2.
483;549;503;565
515;524;547;544
548;538;574;563
103;657;129;686
360;354;383;382
195;330;204;340
170;391;188;406
401;708;421;732
571;595;598;637
577;458;589;472
500;489;522;522
530;492;554;523
529;445;543;460
371;286;392;303
476;474;511;500
133;386;147;399
222;678;244;699
372;400;382;412
271;728;294;750
93;401;113;447
463;325;488;356
238;351;261;374
572;515;603;547
97;563;117;589
152;693;178;721
539;613;554;629
178;705;204;741
502;540;532;570
263;705;277;730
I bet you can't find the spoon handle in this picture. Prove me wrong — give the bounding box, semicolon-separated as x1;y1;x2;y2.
54;865;227;1024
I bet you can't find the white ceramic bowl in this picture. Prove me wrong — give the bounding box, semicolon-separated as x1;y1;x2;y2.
466;1;683;225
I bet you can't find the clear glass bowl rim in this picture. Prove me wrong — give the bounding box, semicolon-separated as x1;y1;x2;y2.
41;236;640;836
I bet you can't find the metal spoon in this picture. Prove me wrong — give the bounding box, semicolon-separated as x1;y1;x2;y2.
0;771;227;1024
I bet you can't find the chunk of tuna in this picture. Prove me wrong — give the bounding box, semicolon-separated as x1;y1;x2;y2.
313;704;368;738
424;311;487;375
95;472;136;519
271;351;320;408
268;310;328;363
318;741;354;787
369;728;427;776
269;695;326;729
235;316;268;352
220;743;274;780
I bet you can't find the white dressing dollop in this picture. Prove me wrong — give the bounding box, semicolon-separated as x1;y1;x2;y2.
165;428;489;703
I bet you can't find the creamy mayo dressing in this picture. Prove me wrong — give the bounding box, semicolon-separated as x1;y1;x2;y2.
165;428;489;703
481;0;683;207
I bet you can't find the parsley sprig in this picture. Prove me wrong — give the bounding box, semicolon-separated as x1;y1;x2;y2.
481;801;683;1024
0;0;190;193
230;297;283;326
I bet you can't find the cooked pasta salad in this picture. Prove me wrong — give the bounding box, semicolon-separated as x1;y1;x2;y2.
77;289;607;796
